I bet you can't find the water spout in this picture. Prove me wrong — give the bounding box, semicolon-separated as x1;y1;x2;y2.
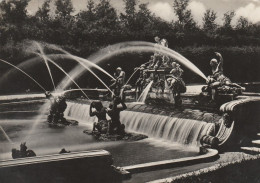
0;58;47;92
125;67;140;86
34;42;56;90
137;81;153;103
44;43;115;81
0;125;13;143
34;53;89;99
61;55;115;96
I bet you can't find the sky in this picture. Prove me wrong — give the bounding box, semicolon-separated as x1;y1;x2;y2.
25;0;260;25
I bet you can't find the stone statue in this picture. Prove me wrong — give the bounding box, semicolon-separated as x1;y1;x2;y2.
90;101;109;134
45;92;68;125
12;142;36;159
107;97;126;135
167;62;186;106
204;52;245;101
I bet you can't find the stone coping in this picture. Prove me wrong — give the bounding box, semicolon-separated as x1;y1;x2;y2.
0;150;111;168
122;148;218;174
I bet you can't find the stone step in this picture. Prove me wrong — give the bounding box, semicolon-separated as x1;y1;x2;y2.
252;140;260;148
241;147;260;155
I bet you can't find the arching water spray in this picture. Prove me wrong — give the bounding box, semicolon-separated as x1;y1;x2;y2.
59;41;207;90
137;81;153;103
44;43;115;80
35;52;115;96
32;42;115;95
0;125;13;143
88;41;207;80
125;67;140;86
125;60;150;86
58;54;115;95
0;59;47;92
34;53;89;99
34;42;56;90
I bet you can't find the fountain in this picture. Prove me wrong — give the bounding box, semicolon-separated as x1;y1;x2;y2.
34;42;56;90
0;39;260;183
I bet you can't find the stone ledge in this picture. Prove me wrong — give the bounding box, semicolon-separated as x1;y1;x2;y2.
0;150;111;168
0;150;119;183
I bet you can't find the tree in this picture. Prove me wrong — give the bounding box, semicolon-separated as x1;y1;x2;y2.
76;0;96;24
0;0;30;43
137;3;151;20
35;0;51;22
74;0;96;46
135;3;153;36
223;11;235;29
172;0;196;31
202;9;217;33
55;0;74;19
236;16;251;30
86;0;95;20
219;10;235;35
0;0;30;24
124;0;136;18
95;0;118;28
92;0;119;44
120;0;137;30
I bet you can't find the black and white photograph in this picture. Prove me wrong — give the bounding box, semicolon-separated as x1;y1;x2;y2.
0;0;260;182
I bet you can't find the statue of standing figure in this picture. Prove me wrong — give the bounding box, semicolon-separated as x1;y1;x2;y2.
167;62;186;106
153;36;169;71
109;67;126;97
135;65;147;94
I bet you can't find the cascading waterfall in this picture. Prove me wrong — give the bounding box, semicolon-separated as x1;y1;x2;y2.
65;102;215;146
64;102;97;125
121;111;213;146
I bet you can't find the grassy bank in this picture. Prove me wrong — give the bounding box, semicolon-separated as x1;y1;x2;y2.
155;153;260;183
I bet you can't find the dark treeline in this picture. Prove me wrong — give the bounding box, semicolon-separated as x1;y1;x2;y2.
1;0;260;54
0;0;260;93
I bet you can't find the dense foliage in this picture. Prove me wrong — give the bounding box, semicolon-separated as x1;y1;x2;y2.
0;0;260;52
